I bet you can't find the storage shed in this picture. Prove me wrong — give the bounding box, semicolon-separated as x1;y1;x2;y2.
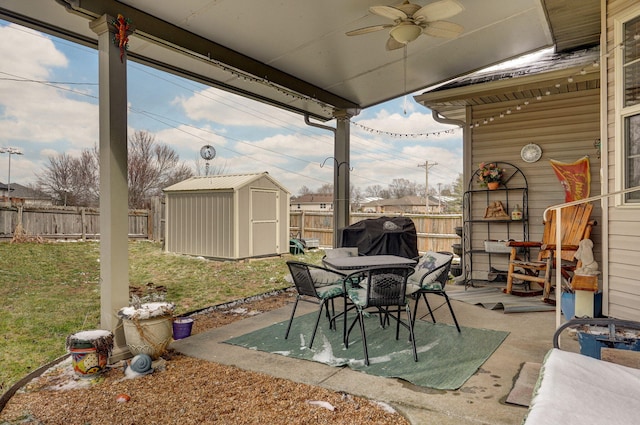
163;172;290;260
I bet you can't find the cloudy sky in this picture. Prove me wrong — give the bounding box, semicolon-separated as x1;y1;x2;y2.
0;20;463;196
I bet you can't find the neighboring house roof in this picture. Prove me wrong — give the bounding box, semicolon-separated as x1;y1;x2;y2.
0;182;51;200
163;172;290;193
362;196;441;208
361;196;383;203
290;194;333;204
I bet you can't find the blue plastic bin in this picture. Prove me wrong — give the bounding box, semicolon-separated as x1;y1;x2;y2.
578;326;640;359
560;291;602;320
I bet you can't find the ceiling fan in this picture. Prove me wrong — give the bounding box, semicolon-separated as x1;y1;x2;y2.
346;0;464;50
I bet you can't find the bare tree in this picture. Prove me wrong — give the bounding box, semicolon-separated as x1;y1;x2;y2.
447;173;464;213
297;185;312;196
317;183;333;194
350;185;364;212
364;184;384;198
36;131;193;208
128;130;193;209
37;149;99;207
388;178;417;199
194;156;228;176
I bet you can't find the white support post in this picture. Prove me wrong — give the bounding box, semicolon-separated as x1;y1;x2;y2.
90;15;131;361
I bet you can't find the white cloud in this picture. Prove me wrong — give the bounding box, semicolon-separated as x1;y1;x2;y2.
0;21;463;194
0;24;67;77
0;25;98;145
0;24;99;184
175;87;307;129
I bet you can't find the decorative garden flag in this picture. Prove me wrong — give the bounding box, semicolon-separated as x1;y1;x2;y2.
549;156;591;202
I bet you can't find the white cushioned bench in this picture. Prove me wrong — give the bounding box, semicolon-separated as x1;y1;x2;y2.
524;318;640;425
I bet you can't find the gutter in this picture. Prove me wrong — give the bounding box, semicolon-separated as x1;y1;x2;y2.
304;114;336;134
432;110;465;127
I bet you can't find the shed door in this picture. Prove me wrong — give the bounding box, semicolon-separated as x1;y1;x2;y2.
250;189;279;256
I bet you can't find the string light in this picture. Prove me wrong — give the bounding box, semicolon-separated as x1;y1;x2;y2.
350;121;460;138
357;44;620;134
197;55;336;117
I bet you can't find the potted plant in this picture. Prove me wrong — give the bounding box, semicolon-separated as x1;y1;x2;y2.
118;295;175;360
477;162;505;190
66;329;114;379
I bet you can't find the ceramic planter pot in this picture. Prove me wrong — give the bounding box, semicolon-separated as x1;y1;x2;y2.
66;330;113;379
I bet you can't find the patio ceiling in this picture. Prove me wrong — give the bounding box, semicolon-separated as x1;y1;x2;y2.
0;0;599;121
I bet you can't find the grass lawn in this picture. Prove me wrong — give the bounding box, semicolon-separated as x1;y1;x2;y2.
0;240;324;393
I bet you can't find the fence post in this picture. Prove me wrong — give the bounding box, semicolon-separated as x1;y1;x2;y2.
81;208;86;241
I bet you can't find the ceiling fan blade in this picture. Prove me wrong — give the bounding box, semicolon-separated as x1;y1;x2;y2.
346;24;392;36
422;20;464;38
414;0;464;22
385;36;406;51
369;5;407;21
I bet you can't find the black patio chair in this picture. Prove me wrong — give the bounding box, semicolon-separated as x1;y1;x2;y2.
406;251;461;332
285;261;347;348
343;265;417;366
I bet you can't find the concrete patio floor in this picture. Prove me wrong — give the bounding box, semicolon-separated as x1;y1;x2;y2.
171;286;578;425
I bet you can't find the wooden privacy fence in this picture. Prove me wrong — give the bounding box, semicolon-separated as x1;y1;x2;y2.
0;204;462;252
0;204;152;241
290;211;462;253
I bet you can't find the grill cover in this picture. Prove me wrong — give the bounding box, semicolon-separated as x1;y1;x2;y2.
338;217;418;259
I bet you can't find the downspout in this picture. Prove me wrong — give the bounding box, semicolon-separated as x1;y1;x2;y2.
599;0;609;317
432;110;465;127
304;114;336;134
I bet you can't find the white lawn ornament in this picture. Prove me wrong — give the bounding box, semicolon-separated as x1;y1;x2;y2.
574;239;599;275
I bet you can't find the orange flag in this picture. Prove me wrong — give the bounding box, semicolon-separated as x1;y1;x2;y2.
549;156;591;202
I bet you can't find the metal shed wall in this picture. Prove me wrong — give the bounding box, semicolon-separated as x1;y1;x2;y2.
165;191;235;258
164;173;290;260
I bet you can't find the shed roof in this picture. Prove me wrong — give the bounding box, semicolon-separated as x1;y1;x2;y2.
290;194;333;204
163;172;290;194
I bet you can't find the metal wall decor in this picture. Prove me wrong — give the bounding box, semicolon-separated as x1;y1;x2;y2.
520;143;542;163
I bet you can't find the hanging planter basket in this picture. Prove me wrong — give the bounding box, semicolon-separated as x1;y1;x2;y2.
66;330;114;379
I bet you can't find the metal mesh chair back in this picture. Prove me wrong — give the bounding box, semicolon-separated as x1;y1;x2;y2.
363;266;414;307
287;261;320;298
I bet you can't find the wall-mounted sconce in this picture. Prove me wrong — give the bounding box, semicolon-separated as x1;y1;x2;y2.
594;139;601;159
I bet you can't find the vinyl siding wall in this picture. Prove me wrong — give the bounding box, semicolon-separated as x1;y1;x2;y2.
467;89;602;280
604;0;640;320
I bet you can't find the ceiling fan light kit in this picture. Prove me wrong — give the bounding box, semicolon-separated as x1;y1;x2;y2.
346;0;464;50
390;22;422;43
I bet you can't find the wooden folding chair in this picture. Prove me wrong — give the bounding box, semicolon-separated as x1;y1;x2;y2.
505;203;596;302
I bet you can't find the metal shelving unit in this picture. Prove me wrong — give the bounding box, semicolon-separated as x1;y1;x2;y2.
462;162;529;288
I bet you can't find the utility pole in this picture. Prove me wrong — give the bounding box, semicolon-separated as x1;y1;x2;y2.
418;161;437;212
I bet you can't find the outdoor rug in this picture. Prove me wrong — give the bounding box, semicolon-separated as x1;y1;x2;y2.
447;287;556;313
506;362;542;407
224;312;509;390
